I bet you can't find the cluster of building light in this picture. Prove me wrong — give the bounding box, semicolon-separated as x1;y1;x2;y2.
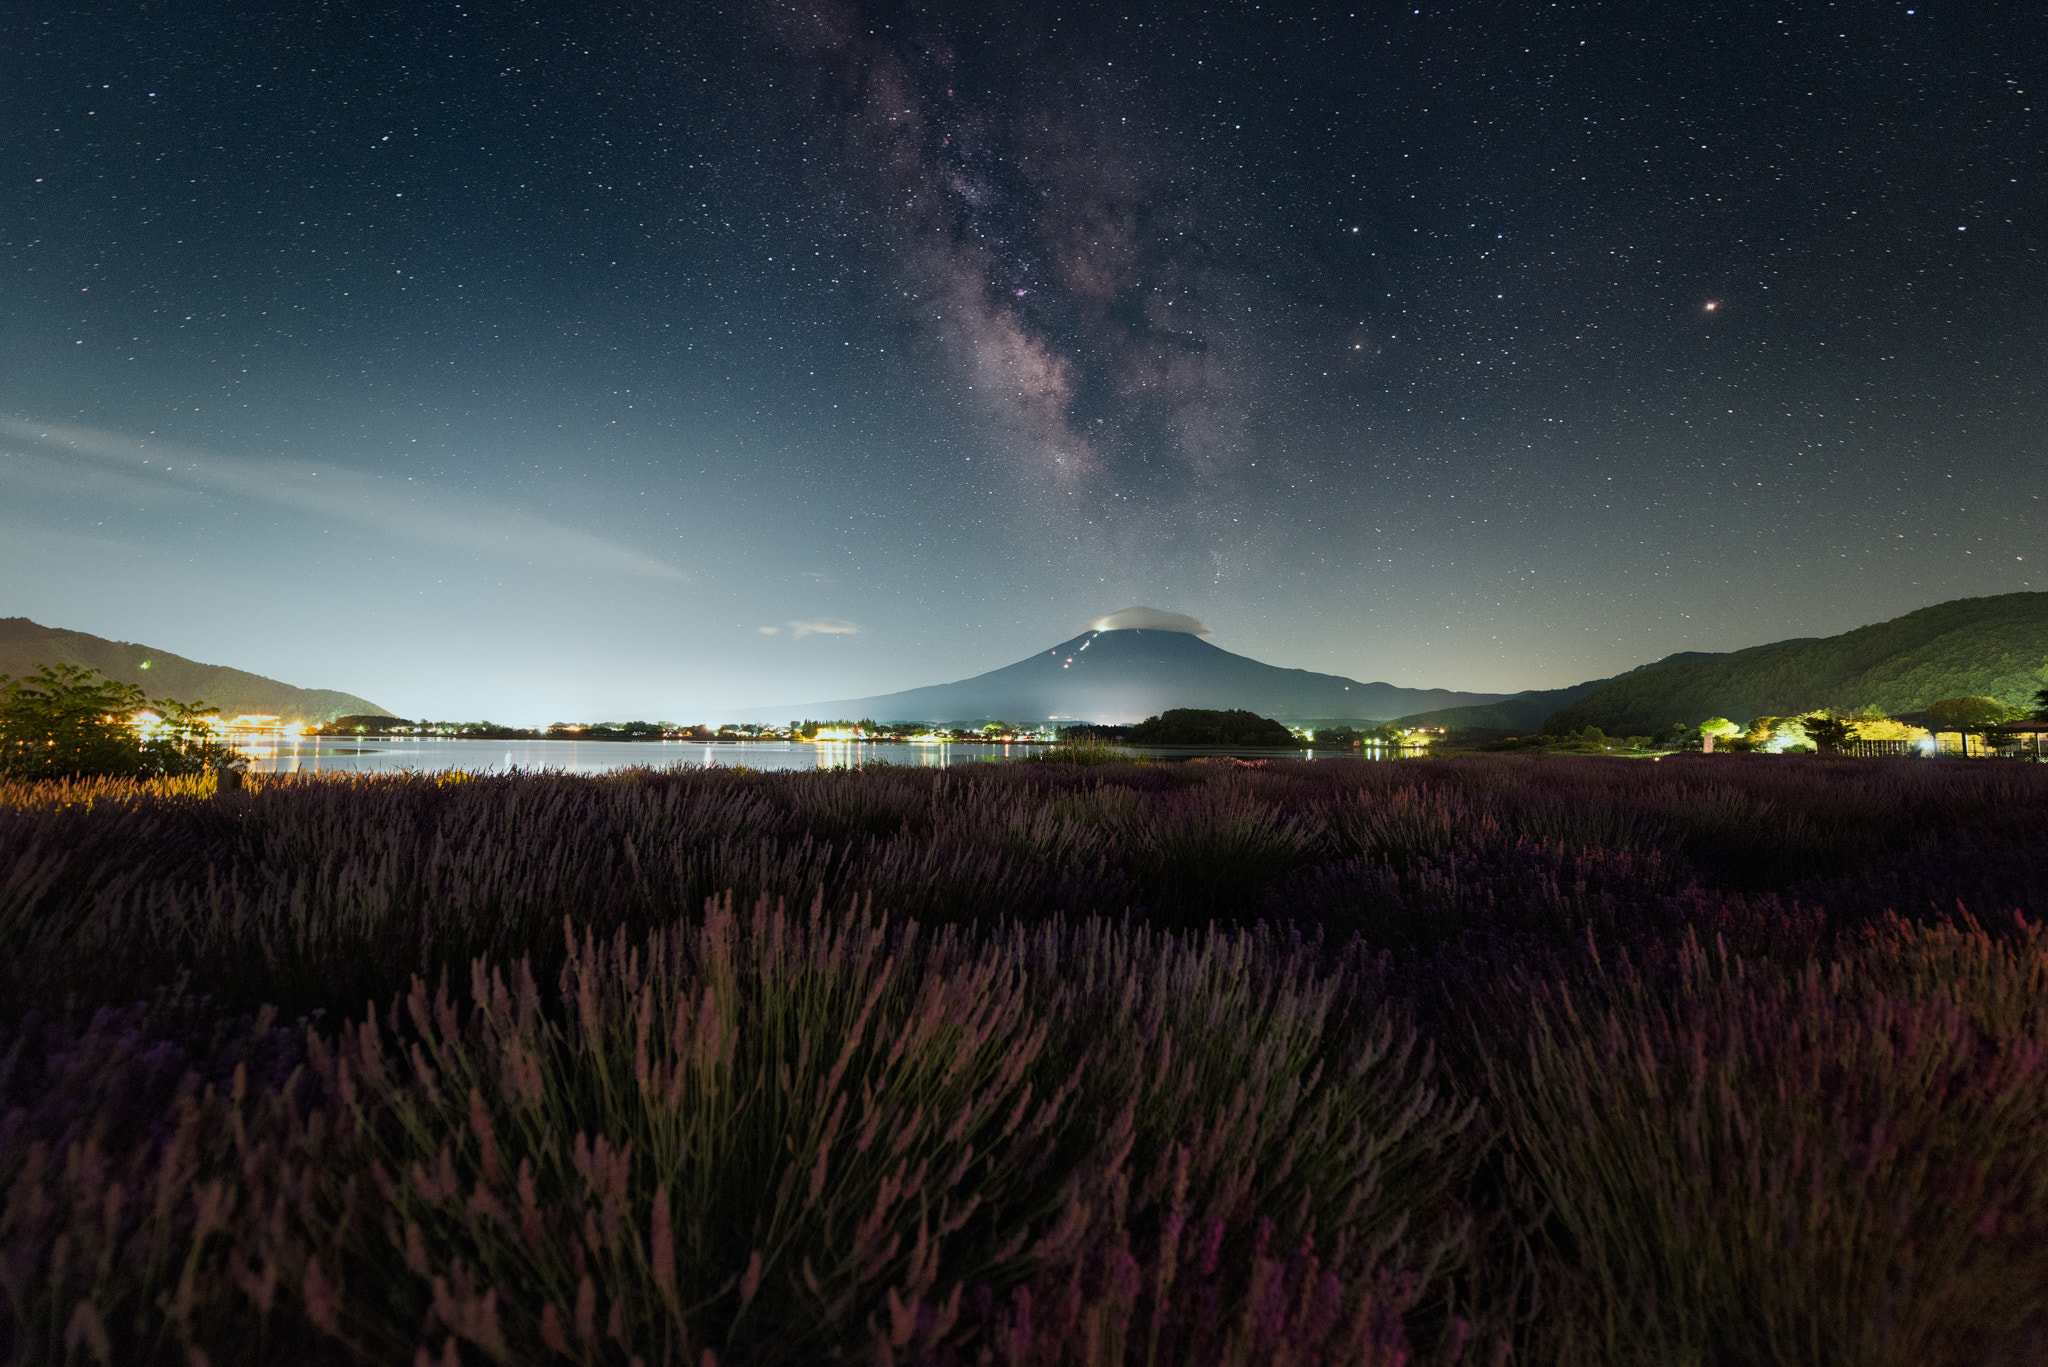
809;726;1055;743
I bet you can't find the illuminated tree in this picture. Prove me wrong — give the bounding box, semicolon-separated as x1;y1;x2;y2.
1800;712;1860;754
1850;715;1931;744
1740;717;1818;752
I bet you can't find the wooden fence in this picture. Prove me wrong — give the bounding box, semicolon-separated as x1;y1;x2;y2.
1840;739;1923;758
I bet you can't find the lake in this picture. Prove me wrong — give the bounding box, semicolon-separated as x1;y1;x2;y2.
235;737;1342;774
239;737;1053;774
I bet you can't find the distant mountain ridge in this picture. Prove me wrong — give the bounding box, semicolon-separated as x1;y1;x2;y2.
1389;678;1617;732
0;618;389;723
1541;593;2048;735
1387;648;1758;731
756;625;1509;725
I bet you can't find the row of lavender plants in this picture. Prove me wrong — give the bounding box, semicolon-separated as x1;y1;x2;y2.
4;756;2046;1364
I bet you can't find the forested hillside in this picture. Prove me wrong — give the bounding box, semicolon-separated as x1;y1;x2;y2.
1391;651;1738;731
1391;680;1610;731
0;618;388;723
1541;593;2048;735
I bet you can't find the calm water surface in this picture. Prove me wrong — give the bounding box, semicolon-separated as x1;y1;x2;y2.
240;738;1051;774
238;737;1340;774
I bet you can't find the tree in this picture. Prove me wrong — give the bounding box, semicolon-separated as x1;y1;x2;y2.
1800;712;1860;754
1699;718;1742;748
1852;715;1929;743
0;663;241;780
1128;709;1297;746
0;664;143;778
1657;721;1696;750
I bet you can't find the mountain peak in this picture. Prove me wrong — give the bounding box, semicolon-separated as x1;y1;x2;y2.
757;623;1507;725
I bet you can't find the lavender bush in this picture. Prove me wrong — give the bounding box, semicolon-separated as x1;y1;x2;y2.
3;754;2045;1364
1485;919;2048;1367
3;896;1468;1365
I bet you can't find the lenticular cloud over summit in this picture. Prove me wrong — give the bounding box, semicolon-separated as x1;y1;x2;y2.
1085;607;1212;636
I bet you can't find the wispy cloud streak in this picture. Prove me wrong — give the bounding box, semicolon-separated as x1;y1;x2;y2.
0;417;685;581
788;618;860;638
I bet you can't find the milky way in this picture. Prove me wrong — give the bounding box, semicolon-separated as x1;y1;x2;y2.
769;0;1291;515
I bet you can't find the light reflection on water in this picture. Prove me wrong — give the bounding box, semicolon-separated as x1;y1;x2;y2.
237;738;1060;775
236;738;1362;775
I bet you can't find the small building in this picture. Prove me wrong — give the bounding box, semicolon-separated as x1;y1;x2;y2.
1991;719;2048;760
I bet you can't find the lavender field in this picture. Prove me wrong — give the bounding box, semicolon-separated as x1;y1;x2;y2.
3;755;2045;1365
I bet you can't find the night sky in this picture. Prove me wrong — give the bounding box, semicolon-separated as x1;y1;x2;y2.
5;1;2042;721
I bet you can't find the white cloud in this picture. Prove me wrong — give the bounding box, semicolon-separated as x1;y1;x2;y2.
0;416;685;581
757;625;782;635
1084;606;1212;635
788;618;860;638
